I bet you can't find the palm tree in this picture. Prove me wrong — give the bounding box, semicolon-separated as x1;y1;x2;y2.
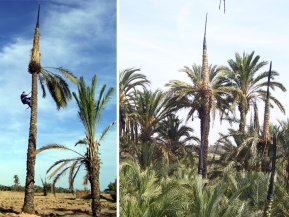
220;51;286;134
213;126;260;172
158;114;199;163
168;64;230;178
129;89;176;167
134;90;176;142
168;16;233;178
22;6;77;214
119;68;149;140
73;75;114;217
34;75;114;217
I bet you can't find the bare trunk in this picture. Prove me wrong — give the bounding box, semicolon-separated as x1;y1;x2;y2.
89;145;101;217
263;135;276;217
119;110;123;139
201;87;211;179
22;71;38;214
254;103;260;133
130;121;134;141
286;163;289;192
238;103;246;134
198;111;204;176
23;7;40;214
260;63;272;172
262;62;272;156
134;123;138;143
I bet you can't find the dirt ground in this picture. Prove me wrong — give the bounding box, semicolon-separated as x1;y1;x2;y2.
0;191;116;217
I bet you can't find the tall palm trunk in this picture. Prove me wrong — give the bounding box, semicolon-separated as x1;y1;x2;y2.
253;102;260;133
89;144;101;217
201;87;212;179
263;135;276;217
23;6;40;214
259;62;272;172
262;62;272;154
238;102;247;134
119;110;123;138
198;14;212;179
134;122;138;143
286;163;289;192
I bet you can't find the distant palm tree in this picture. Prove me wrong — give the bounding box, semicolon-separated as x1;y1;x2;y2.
128;90;176;167
220;51;286;134
216;127;259;172
158;115;199;163
134;90;176;142
119;68;149;140
23;6;77;214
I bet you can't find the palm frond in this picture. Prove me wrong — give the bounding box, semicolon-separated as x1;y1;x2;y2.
99;122;115;142
75;138;88;146
34;144;84;157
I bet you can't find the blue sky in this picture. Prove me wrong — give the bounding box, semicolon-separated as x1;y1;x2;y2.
0;0;116;190
119;0;289;144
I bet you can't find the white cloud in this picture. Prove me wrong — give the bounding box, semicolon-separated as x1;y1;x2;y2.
0;0;116;189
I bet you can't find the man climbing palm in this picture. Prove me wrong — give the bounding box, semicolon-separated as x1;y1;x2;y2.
21;91;31;108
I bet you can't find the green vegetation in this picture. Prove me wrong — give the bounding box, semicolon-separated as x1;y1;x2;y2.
120;22;288;215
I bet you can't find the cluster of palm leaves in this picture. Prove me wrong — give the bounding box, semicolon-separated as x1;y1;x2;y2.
34;76;114;217
120;50;289;216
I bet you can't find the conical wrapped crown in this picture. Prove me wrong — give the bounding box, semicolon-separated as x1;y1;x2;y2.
28;5;41;74
202;14;209;84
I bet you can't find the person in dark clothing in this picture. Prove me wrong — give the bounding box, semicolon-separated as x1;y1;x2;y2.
21;91;31;108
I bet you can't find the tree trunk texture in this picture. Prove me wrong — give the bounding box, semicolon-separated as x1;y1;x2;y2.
134;123;138;143
130;121;134;141
22;71;38;214
260;63;272;172
263;136;276;217
198;110;204;176
286;162;289;192
119;110;124;139
198;85;212;179
261;95;271;160
238;103;247;134
89;145;101;217
253;103;260;133
23;7;40;213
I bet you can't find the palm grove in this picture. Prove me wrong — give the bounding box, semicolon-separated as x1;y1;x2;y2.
20;7;114;217
119;17;289;216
